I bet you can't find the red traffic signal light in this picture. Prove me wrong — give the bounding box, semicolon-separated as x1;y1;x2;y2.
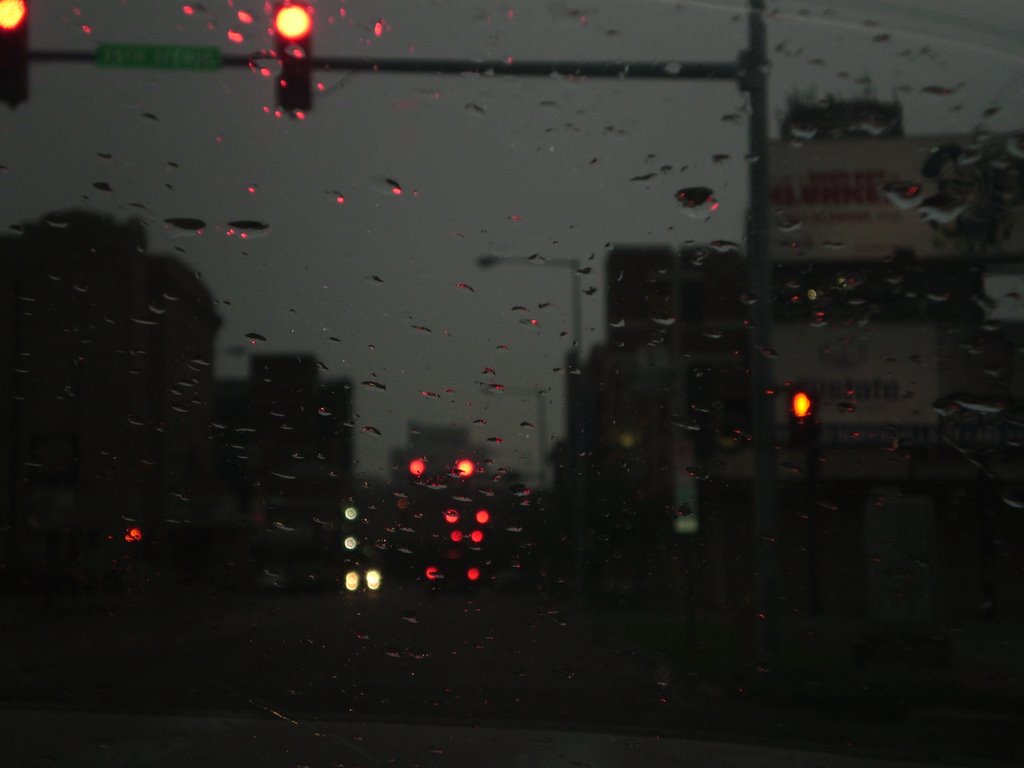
791;391;812;420
0;0;28;107
789;389;820;447
272;3;312;112
274;4;312;39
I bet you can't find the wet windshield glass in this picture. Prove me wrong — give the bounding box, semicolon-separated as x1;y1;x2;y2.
2;1;1023;764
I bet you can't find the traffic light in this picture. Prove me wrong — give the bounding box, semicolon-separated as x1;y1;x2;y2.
273;2;312;112
789;389;820;447
0;0;28;107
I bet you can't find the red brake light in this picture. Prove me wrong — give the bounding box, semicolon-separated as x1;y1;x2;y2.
466;567;480;581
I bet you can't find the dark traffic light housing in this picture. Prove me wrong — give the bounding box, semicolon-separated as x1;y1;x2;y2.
0;0;28;107
273;2;313;112
789;389;821;448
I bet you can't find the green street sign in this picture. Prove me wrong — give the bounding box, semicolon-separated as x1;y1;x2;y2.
96;44;221;71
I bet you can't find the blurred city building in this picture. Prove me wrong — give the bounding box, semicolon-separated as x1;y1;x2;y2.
0;210;220;592
561;100;1024;692
212;354;353;590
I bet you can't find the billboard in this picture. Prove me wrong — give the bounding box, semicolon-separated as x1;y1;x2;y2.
773;323;939;446
770;133;1024;261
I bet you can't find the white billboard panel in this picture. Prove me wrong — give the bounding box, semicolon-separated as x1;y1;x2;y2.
770;134;1024;262
773;323;939;445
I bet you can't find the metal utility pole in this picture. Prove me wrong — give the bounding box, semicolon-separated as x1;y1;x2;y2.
742;0;780;670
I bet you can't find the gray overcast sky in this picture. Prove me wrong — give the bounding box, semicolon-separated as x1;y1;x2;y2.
3;0;1024;478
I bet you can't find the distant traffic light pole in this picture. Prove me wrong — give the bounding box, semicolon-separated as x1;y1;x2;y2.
17;0;779;668
790;390;822;614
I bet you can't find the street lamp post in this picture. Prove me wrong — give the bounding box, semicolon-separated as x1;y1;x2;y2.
490;384;551;488
477;254;588;596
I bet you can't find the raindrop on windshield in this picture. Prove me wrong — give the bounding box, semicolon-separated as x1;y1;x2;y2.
918;193;966;224
674;187;718;217
881;181;924;209
164;218;206;236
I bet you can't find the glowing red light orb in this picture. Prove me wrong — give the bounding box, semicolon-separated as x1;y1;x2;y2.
475;509;490;525
425;565;439;581
470;530;483;543
274;4;312;40
455;459;475;477
444;509;459;524
124;527;143;543
466;567;480;582
791;391;812;419
409;458;426;477
450;530;463;542
0;0;27;31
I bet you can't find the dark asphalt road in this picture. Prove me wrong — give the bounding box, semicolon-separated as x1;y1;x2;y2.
2;583;1022;765
0;585;664;724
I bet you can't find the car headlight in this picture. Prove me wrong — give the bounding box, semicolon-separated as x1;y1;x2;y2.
365;569;382;591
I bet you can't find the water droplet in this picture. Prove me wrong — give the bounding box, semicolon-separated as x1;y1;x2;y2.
789;122;818;141
709;239;740;253
881;181;924;209
774;213;802;232
164;217;206;235
663;62;682;75
92;181;112;192
362;426;382;435
675;186;718;217
918;193;965;224
226;220;270;238
1005;133;1024;160
952;396;1005;414
1001;492;1024;509
246;332;266;343
457;282;475;292
362;380;387;391
921;84;960;96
